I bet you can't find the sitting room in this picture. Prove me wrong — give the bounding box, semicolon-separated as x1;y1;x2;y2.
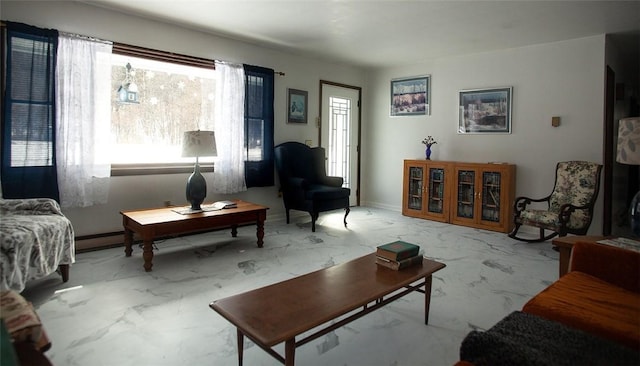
1;1;639;365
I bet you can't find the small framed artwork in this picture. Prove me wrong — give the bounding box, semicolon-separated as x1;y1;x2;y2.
287;88;308;124
458;87;512;134
390;75;430;116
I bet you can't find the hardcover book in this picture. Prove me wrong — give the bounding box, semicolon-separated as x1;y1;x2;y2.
376;254;423;270
376;241;420;261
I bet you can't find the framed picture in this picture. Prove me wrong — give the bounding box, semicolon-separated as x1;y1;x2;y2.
390;75;430;116
287;88;308;124
458;87;512;134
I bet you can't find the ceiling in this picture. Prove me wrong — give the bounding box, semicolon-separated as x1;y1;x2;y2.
84;1;640;68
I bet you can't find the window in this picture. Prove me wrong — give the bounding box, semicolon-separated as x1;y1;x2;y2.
110;53;216;171
244;65;274;187
4;33;56;167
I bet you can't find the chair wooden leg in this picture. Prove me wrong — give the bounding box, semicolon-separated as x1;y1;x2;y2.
343;207;350;227
311;212;318;232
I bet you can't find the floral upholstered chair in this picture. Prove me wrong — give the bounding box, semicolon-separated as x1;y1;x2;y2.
508;161;602;243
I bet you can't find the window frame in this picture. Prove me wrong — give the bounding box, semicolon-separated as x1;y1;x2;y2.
109;43;216;176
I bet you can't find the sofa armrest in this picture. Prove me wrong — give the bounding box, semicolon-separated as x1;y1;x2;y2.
569;241;640;293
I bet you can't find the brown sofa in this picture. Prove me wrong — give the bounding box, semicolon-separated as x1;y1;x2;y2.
522;241;640;349
457;240;640;365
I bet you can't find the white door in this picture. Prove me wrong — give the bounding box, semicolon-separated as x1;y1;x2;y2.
321;83;360;206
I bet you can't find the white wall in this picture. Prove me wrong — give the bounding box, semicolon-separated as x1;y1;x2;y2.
4;1;610;241
3;1;367;239
362;36;607;234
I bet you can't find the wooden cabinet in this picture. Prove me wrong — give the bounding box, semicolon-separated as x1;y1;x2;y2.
402;160;516;233
402;160;452;222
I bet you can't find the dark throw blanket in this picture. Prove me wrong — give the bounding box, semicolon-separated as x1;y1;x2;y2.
460;311;639;366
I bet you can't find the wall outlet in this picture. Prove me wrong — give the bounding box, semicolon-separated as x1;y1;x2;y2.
164;200;171;207
305;139;313;146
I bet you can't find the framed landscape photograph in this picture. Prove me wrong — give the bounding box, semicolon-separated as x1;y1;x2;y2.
390;75;430;116
458;87;512;134
287;88;308;124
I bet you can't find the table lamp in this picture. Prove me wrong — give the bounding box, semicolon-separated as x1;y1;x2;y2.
616;117;640;236
182;130;217;211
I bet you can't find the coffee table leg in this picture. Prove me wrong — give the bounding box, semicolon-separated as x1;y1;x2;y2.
285;338;295;366
237;329;244;366
231;225;238;238
124;229;133;257
256;220;264;248
142;236;154;272
424;275;433;325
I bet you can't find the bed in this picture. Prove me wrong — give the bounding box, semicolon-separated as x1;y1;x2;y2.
0;198;75;292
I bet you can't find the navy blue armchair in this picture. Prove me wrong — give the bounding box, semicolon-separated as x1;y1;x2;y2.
274;142;350;232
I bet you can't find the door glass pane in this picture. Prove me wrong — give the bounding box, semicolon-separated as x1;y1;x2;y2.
482;171;501;222
428;168;444;213
457;170;475;218
408;166;423;210
327;96;351;188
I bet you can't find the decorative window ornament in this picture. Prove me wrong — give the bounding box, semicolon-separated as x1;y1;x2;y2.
116;62;139;104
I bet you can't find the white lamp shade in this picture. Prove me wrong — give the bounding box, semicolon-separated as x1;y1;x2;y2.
616;117;640;165
182;130;217;158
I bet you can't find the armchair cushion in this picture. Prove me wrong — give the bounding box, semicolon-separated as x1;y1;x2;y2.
549;162;601;210
519;208;586;230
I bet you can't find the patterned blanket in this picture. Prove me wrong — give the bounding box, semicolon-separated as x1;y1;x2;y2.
0;198;75;292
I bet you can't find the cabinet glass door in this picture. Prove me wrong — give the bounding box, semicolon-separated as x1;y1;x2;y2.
408;166;424;210
481;171;501;222
428;167;445;213
456;170;475;218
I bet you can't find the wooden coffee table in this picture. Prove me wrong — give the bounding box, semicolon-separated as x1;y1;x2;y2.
210;253;446;366
121;200;268;271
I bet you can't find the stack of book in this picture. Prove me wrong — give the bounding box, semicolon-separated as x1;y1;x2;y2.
375;241;423;270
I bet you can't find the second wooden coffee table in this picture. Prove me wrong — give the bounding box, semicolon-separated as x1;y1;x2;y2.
121;200;268;271
210;253;446;365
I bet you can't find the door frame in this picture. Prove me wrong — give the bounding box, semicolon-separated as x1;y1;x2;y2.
319;80;362;206
602;65;615;236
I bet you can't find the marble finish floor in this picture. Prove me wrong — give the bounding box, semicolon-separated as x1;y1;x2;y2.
22;207;558;366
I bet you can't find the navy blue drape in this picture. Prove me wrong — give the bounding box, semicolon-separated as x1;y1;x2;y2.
243;64;274;188
1;21;60;200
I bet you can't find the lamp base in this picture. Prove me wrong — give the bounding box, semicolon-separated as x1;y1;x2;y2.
186;163;207;211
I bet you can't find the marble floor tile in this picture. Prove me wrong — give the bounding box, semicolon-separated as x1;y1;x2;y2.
22;207;558;366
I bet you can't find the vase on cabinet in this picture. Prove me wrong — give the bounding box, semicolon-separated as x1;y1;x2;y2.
425;146;432;160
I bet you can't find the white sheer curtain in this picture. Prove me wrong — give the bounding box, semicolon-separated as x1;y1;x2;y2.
213;61;247;194
56;34;112;207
